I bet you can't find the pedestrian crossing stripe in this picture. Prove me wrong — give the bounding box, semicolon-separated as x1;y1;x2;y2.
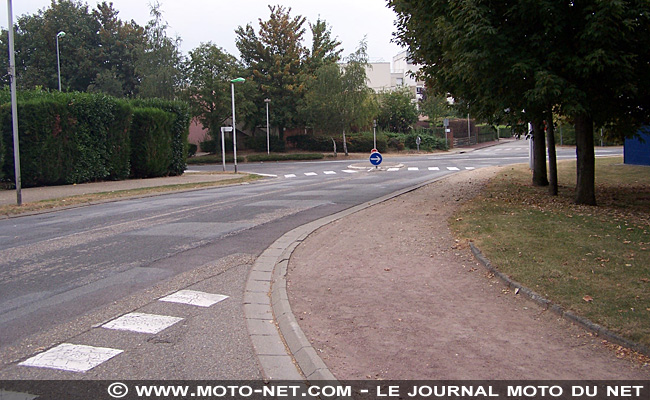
102;312;183;334
19;343;123;373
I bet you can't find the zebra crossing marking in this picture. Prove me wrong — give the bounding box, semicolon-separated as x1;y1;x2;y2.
19;343;123;373
159;290;229;308
101;312;183;334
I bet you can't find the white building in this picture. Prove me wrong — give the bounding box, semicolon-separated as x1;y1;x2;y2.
366;50;425;101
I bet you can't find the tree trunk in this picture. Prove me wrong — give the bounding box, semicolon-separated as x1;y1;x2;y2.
546;113;558;196
342;129;348;156
574;114;597;205
531;119;549;187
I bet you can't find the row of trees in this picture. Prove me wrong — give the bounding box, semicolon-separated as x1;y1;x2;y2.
1;1;445;156
389;0;650;205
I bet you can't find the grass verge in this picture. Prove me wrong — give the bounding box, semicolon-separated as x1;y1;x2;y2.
0;174;262;217
451;157;650;348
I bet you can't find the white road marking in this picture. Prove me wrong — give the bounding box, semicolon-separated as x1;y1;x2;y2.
408;167;419;171
387;168;400;172
284;174;297;178
304;172;318;176
447;167;460;171
19;343;123;373
342;170;358;173
465;167;476;170
102;312;183;334
323;171;336;175
159;290;229;308
428;167;440;171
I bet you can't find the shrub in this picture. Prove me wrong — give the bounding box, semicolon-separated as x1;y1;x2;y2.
188;143;198;158
131;99;190;176
129;107;174;178
243;135;286;152
247;153;324;162
0;92;132;187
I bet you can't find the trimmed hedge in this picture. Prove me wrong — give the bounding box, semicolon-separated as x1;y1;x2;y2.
287;132;387;153
1;92;132;187
129;107;174;179
131;99;190;176
244;135;286;153
247;153;324;162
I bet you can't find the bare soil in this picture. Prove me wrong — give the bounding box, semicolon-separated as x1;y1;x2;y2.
287;167;650;379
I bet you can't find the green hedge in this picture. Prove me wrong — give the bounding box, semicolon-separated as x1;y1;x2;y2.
247;153;324;162
287;132;387;153
131;99;190;176
1;92;132;187
129;107;174;179
244;135;286;152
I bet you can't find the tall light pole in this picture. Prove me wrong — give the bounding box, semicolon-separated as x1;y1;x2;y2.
373;119;377;150
56;31;66;92
7;0;21;205
264;98;271;155
230;77;245;173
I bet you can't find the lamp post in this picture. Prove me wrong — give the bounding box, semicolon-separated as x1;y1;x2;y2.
230;77;245;173
373;119;377;150
56;31;66;91
7;0;21;205
264;98;271;155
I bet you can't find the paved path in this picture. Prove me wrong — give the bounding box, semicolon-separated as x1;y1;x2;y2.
286;168;650;380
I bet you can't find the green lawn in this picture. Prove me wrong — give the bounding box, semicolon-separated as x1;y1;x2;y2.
451;157;650;348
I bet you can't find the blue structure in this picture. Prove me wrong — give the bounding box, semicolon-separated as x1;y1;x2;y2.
624;128;650;166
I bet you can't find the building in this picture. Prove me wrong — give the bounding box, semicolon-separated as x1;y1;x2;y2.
366;50;425;101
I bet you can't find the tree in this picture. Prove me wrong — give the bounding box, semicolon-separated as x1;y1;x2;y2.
183;43;256;146
376;86;419;133
389;0;650;205
304;18;342;73
419;89;452;124
235;5;307;140
135;2;184;99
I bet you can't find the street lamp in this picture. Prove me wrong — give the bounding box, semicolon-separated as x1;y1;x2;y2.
373;119;377;150
264;98;271;155
56;31;66;91
230;77;245;173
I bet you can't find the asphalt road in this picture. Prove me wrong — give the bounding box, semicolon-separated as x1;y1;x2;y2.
0;140;622;379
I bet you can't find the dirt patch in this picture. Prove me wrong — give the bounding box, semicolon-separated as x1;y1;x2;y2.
287;167;650;379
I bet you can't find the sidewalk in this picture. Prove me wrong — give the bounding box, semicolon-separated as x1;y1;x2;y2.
285;167;650;380
0;172;243;208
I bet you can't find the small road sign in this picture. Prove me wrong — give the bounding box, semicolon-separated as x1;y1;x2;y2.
369;152;383;166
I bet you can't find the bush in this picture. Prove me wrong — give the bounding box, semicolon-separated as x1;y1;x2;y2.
286;135;334;152
131;99;190;176
129;107;174;179
188;143;198;158
0;92;132;187
243;135;286;152
247;153;324;162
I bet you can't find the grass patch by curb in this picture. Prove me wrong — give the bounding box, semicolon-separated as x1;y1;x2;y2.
451;157;650;348
0;174;262;217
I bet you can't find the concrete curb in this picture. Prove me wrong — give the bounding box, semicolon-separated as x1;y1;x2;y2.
469;242;650;357
244;174;453;382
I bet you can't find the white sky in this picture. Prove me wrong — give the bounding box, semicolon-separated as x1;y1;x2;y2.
1;0;404;64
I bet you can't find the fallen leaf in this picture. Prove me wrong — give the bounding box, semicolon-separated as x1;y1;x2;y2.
583;295;594;303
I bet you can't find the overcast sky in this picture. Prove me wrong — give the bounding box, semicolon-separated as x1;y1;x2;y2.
1;0;405;64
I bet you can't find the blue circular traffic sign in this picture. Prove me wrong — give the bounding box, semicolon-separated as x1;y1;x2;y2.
369;152;383;166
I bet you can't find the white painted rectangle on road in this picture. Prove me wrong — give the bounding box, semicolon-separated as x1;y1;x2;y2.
284;174;297;178
19;343;123;373
447;167;460;171
304;172;318;176
342;170;358;174
408;167;419;171
102;312;183;334
428;167;440;171
387;168;400;172
465;167;476;170
323;171;336;175
159;290;229;308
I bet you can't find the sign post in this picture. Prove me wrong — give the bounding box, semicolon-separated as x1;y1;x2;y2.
416;136;421;152
443;118;450;149
221;126;232;172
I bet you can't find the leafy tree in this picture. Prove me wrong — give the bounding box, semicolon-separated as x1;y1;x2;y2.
235;5;307;139
302;41;376;155
389;0;650;205
134;1;184;99
376;86;418;133
183;43;256;146
304;18;342;73
419;89;452;124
